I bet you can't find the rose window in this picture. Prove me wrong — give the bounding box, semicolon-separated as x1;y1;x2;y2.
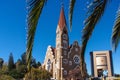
73;55;80;64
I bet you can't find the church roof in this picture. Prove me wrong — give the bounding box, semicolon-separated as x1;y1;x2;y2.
51;47;56;56
47;46;56;56
58;7;66;30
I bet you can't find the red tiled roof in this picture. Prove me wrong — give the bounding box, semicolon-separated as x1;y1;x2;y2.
58;7;66;30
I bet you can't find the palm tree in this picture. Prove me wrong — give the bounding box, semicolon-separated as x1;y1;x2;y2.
26;0;120;79
112;7;120;51
26;0;47;71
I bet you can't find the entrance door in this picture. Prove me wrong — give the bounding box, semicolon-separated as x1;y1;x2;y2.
97;69;103;77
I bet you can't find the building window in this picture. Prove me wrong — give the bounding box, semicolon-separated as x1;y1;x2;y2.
64;70;67;75
63;51;67;55
73;55;80;64
75;48;78;52
47;59;51;71
69;61;72;65
63;59;68;64
63;40;68;49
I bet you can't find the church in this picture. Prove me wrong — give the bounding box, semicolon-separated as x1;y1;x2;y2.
42;7;82;80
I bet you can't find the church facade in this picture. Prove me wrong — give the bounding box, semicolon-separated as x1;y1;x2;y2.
42;7;82;80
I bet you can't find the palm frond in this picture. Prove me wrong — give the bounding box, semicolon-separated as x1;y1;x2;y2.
81;0;108;77
112;7;120;51
26;0;47;71
69;0;76;31
82;0;108;60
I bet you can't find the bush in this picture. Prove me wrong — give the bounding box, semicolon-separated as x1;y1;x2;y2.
24;68;52;80
0;74;15;80
8;69;24;79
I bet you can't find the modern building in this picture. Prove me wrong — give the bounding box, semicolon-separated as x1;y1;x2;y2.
90;50;114;77
42;7;84;80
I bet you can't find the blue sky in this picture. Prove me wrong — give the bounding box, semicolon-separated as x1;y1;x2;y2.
0;0;120;74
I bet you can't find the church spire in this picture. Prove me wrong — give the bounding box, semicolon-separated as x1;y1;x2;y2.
58;6;66;30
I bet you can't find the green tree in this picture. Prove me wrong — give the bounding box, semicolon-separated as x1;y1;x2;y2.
16;59;22;71
21;52;26;65
31;57;41;68
0;58;4;69
8;69;25;79
37;61;41;67
16;53;40;73
8;53;15;71
1;63;8;73
14;59;27;79
0;63;8;76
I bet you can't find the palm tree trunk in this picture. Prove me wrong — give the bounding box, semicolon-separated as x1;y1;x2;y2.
80;51;88;79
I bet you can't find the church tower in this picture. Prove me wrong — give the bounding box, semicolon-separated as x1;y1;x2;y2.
56;7;69;80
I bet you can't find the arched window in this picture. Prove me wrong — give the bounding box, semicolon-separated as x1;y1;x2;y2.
63;50;67;55
69;61;72;65
75;48;78;52
63;59;68;64
47;59;51;71
63;40;68;49
64;70;67;75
